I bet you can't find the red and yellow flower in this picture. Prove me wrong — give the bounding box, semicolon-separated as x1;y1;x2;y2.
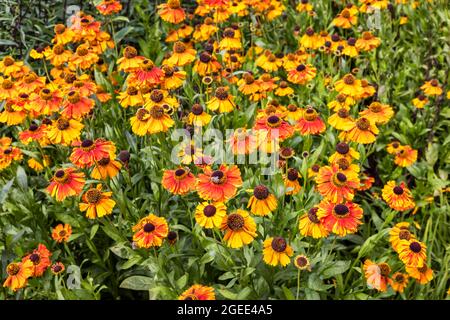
247;185;278;216
162;167;196;195
178;284;215;300
47;167;85;201
52;223;72;243
317;200;363;236
381;181;415;211
132;214;169;248
196;164;243;202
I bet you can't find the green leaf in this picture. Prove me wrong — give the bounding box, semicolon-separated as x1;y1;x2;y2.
217;288;238;300
176;274;188;289
90;224;99;240
236;287;252;300
16;166;28;189
282;286;295;300
0;178;14;203
321;261;351;278
120;276;154;291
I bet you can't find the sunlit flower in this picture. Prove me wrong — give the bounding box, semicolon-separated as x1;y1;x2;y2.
162;167;196;195
52;223;72;243
339;117;379;144
398;239;427;267
132;214;169;248
247;185;278;216
22;244;52;277
70;138;116;168
196;164;243;202
420;79;442;96
195;201;227;229
158;0;186;24
263;237;293;267
47;118;84;145
79;184;116;219
296;106;326;135
220;209;257;248
3;260;34;291
317;200;363;236
207;87;235;113
316;165;359;203
394;145;417;167
47;167;85;201
405;264;433;284
381;181;415;211
179;284;215;300
299;207;329;239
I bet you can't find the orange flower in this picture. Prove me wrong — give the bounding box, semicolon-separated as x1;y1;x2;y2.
363;260;390;292
47;167;86;201
206;86;235;113
317;200;363;236
283;168;302;195
22;244;52;277
287;63;317;84
254;113;294;141
162;167;196;195
339;117;379;144
299;207;329;239
79;184;116;219
405;264;433;284
220;209;257;248
316;165;359;203
359;102;394;125
263;237;294;267
393;145;417;167
420;79;442;96
70;138;116;168
51;262;65;275
332;8;358;29
296;107;326;135
52;223;72;243
117;46;145;72
398;239;427;267
167;41;196;66
381;181;415;211
91;156;122;180
18;123;48;145
196;164;243;202
96;0;123;15
158;0;186;24
29;87;63;115
3;260;34;291
132;214;169;248
389;273;409;293
247;185;278;216
178;284;215;300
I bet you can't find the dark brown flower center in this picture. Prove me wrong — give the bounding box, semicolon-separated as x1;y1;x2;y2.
398;230;411;240
409;241;422;253
199;52;211;63
56;118;70;130
379;263;391;277
369;102;382;113
215;87;228;100
86;189;102;204
124;46;137;59
191;104;204;115
29;124;39;131
53;265;62;273
253;185;269;200
127;86;138;96
29;253;40;264
7;263;20;276
203;205;217;217
334;204;349;216
308;207;320;223
67;91;80;104
296;64;306;72
337;108;349;118
336;142;349;154
306;27;314;36
174;41;186;53
227;213;245;231
143;223;155;233
296;256;308;267
136;108;149;121
337;158;350;170
393;186;404;195
210;170;226;184
267;115;281;127
81;139;94;149
287;168;299;181
343;74;355;85
356;117;370;130
150;105;165;119
98;157;111;166
271;237;287;252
